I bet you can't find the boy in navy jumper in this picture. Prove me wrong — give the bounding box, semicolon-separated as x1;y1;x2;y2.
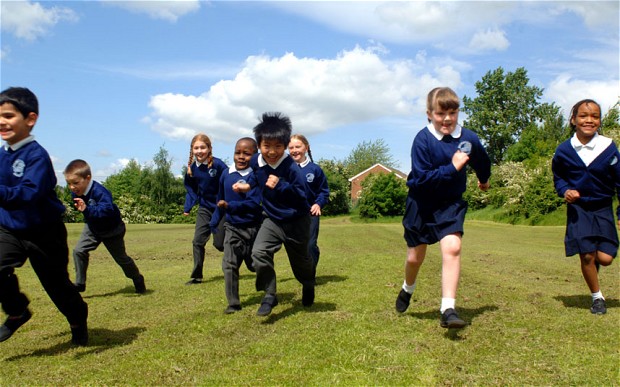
288;134;330;268
395;87;491;328
0;87;88;345
64;159;146;294
183;133;228;284
552;99;620;315
210;137;262;314
237;112;316;316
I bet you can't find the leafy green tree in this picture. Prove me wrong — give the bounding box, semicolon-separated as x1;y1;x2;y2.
344;139;398;176
602;100;620;144
103;159;143;200
357;173;407;219
462;67;545;164
318;159;351;215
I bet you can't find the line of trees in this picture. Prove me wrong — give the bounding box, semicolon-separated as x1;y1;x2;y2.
58;66;620;225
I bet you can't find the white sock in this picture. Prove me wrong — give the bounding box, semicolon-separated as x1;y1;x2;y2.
402;280;416;294
592;291;604;301
440;298;456;313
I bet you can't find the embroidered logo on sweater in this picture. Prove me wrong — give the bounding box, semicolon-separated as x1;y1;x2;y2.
458;141;472;155
306;173;315;183
611;156;618;166
209;169;217;177
12;159;25;177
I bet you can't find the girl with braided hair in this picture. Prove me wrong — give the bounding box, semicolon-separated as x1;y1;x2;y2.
183;133;227;284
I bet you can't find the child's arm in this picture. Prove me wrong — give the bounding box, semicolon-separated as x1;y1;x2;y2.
79;184;118;218
313;167;330;215
0;153;55;207
183;173;198;215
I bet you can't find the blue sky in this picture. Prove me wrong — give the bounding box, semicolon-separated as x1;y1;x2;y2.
1;1;618;183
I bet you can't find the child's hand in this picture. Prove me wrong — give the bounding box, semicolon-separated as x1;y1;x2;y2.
233;182;250;193
183;212;190;216
310;203;322;216
265;175;279;189
217;200;228;209
564;189;580;204
478;181;490;191
452;151;469;171
73;198;86;212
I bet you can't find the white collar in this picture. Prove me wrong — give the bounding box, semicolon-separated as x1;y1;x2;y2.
258;153;287;169
84;179;94;196
228;165;253;176
570;132;598;150
298;158;310;168
4;135;35;151
427;124;462;141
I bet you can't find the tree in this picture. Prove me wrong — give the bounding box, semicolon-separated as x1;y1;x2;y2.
602;100;620;144
462;67;545;164
103;159;143;200
318;159;351;215
343;139;397;176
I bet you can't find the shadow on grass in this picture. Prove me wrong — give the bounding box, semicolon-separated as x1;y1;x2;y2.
407;304;499;341
240;291;337;324
278;274;347;286
554;295;620;309
83;287;153;299
5;326;146;361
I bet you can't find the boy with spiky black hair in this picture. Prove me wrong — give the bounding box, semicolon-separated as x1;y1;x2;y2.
237;112;316;316
0;87;88;346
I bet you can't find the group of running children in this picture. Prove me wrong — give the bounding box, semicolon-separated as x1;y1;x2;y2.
0;85;617;347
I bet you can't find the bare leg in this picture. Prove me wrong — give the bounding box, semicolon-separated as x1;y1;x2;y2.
440;233;462;299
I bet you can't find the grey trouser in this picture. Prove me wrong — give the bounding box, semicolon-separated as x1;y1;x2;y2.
252;215;315;295
73;222;141;285
222;222;259;307
191;206;225;279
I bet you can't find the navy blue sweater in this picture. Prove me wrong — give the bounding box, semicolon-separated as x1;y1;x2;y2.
0;139;65;231
209;166;262;228
552;138;620;217
72;180;123;236
298;160;330;209
248;153;309;221
184;157;227;213
407;126;491;203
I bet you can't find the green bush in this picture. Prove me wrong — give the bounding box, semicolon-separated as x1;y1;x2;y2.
357;173;407;219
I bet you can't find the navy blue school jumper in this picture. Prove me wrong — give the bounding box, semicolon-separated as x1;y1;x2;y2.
184;157;227;280
0;137;87;326
402;125;491;247
298;159;330;267
71;180;142;286
248;153;315;295
552;134;620;257
209;166;263;307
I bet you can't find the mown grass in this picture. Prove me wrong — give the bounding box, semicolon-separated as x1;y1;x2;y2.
0;219;617;385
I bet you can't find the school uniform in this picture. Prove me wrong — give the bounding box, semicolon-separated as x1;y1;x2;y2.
0;136;87;326
403;124;491;246
184;157;227;280
72;179;142;286
248;153;315;295
552;133;620;257
297;159;329;267
209;166;263;308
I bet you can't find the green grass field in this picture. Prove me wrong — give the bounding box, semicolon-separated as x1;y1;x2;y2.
0;219;617;385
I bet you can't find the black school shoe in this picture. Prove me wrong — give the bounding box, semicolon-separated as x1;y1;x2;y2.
224;305;242;314
133;275;146;294
74;283;86;293
395;289;412;313
0;309;32;342
70;323;88;346
590;298;607;315
440;308;467;329
185;278;202;285
256;294;278;316
302;284;315;307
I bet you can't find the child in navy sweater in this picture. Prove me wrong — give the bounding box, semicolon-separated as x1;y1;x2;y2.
210;137;262;314
288;134;330;268
237;112;316;316
0;87;88;346
395;87;491;328
552;99;620;315
64;159;146;294
183;133;227;285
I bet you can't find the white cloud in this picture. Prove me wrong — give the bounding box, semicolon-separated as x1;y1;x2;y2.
145;46;464;143
101;0;201;22
544;74;620;117
554;2;619;29
468;28;510;52
0;0;78;41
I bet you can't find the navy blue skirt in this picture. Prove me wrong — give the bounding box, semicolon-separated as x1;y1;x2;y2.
564;201;619;257
402;196;467;247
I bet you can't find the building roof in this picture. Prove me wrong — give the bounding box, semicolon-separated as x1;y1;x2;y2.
348;163;407;182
